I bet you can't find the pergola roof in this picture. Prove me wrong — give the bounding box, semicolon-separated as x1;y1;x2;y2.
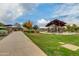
46;19;66;27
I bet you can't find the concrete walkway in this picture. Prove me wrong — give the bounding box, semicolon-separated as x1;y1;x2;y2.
0;31;46;56
59;42;79;51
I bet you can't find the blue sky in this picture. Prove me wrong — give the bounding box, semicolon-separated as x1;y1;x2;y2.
18;4;63;24
1;3;79;27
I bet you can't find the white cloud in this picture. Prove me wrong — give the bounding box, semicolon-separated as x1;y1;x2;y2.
0;3;24;24
0;3;39;24
53;4;79;17
52;4;79;25
37;19;50;27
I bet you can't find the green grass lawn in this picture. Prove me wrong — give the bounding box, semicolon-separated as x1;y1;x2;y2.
25;33;79;56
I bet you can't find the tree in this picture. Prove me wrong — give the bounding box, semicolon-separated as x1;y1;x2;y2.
33;25;39;30
66;24;78;32
66;25;72;32
23;20;32;29
76;27;79;32
71;24;77;32
0;23;4;26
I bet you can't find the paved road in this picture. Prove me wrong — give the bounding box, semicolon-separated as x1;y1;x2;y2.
0;31;46;56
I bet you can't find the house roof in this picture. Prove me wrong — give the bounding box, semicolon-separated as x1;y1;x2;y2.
4;24;13;26
46;19;66;27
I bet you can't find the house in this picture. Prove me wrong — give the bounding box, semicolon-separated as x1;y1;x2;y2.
12;23;23;31
4;24;13;33
46;19;66;33
39;27;48;32
4;23;24;32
